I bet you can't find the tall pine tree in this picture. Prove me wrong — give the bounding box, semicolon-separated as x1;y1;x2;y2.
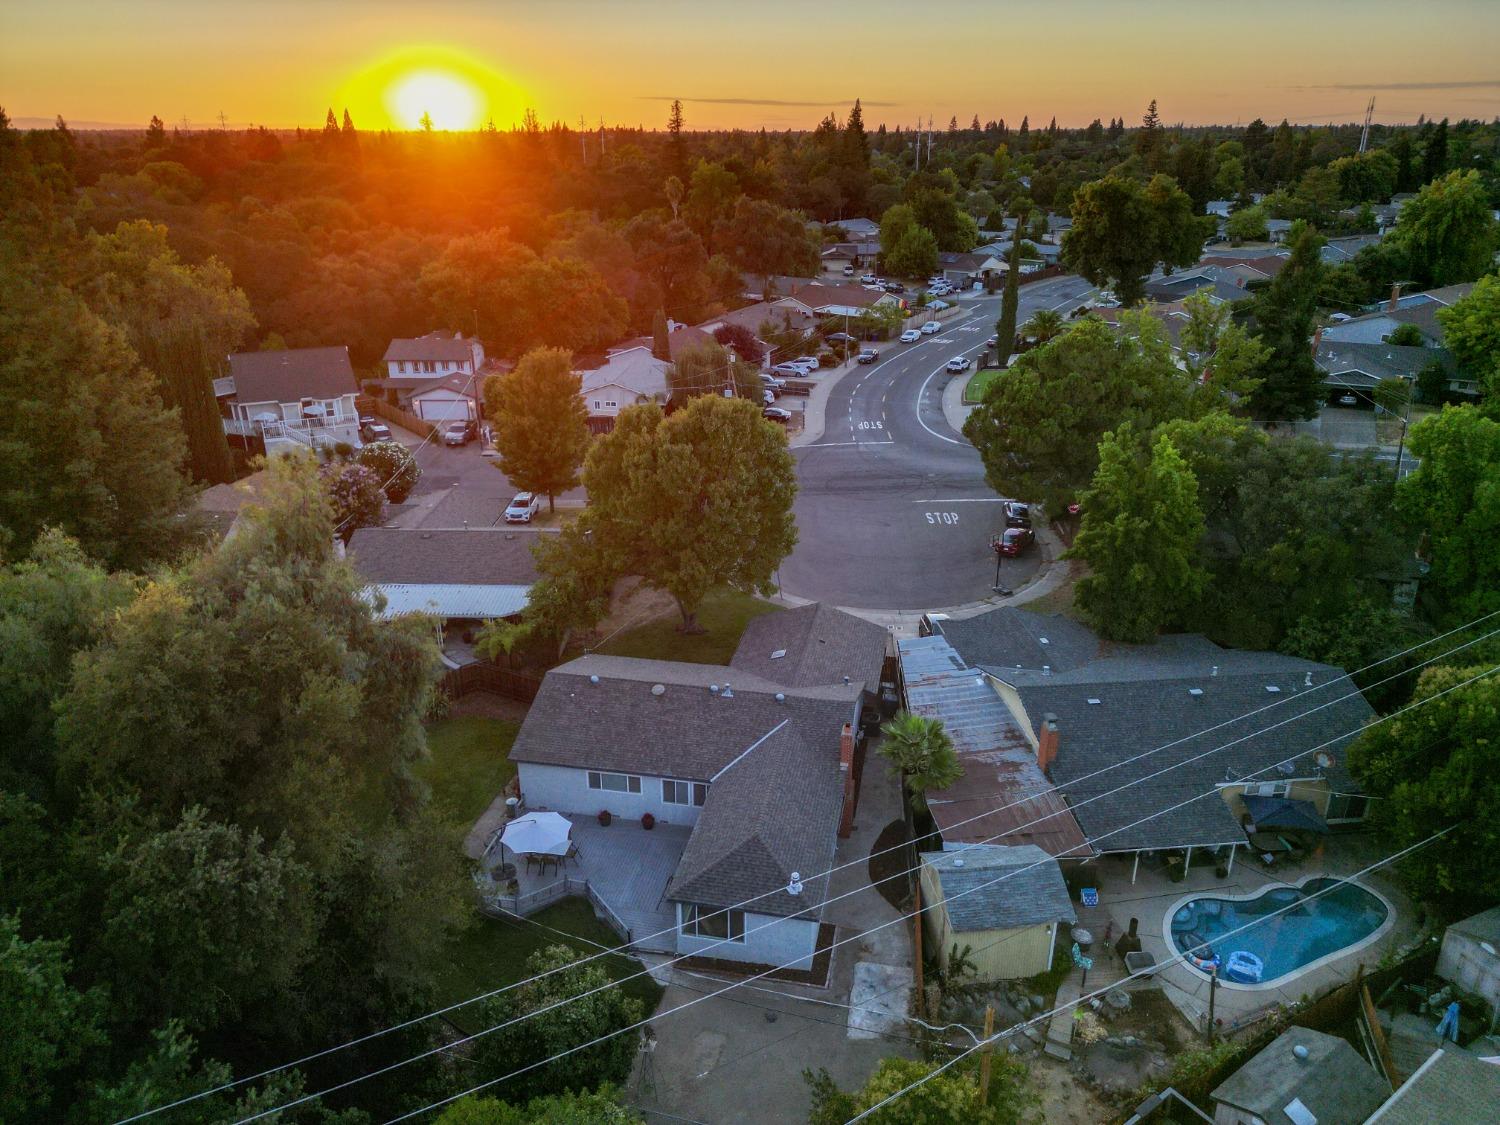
994;202;1030;369
1247;224;1325;420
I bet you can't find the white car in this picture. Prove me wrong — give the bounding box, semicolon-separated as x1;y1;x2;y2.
794;355;821;371
759;372;787;389
899;329;922;343
920;320;942;335
946;356;971;373
785;359;818;375
504;492;541;523
762;388;777;406
771;362;806;378
859;273;877;284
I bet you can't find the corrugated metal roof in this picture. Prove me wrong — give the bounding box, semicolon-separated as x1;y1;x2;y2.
367;584;531;620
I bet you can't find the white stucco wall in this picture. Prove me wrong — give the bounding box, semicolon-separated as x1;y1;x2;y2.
516;762;706;828
1437;926;1500;1011
673;904;821;970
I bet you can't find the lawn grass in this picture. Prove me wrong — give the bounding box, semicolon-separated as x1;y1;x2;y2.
963;366;1004;404
416;715;519;836
437;898;665;1031
598;587;781;666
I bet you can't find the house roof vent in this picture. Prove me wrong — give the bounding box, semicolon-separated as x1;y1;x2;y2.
1304;671;1314;687
589;675;600;685
771;648;787;660
710;684;720;694
1042;665;1051;676
651;684;666;697
787;872;803;895
721;684;733;699
1315;751;1333;769
1292;1043;1310;1062
1212;665;1219;677
1188;687;1204;696
952;858;965;867
774;692;785;703
1039;637;1049;645
1266;685;1282;693
843;675;851;685
1087;698;1101;705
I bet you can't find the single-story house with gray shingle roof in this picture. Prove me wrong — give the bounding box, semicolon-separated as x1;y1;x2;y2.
576;346;670;432
509;611;874;969
347;526;550;623
730;601;891;693
1317;340;1459;395
1322;304;1447;348
1210;1025;1389;1125
919;844;1076;980
1366;1047;1500;1124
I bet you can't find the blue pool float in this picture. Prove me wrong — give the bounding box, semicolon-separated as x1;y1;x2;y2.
1172;906;1197;932
1223;950;1265;983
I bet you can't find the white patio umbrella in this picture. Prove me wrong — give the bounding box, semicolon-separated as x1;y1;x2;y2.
500;811;572;859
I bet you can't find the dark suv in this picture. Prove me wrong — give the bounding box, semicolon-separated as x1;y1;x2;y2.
1004;501;1032;529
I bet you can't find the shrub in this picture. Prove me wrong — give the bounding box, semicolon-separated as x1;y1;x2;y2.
356;439;422;503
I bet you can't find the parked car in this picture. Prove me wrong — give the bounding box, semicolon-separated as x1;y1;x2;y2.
997;526;1034;556
825;331;857;346
884;282;906;294
759;372;786;390
504;492;541;523
842;265;856;276
900;328;922;343
1336;393;1358;406
763;405;792;423
1004;501;1032;529
762;388;777;406
921;320;942;335
772;362;806;378
794;355;821;370
986;335;999;348
857;349;880;364
360;416;393;443
859;273;877;284
946;356;971;373
442;419;477;446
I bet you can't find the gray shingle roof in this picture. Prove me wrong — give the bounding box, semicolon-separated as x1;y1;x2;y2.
1367;1048;1500;1124
226;346;356;404
935;608;1100;674
1212;1026;1388;1125
381;332;475;364
731;603;889;692
668;722;843;917
924;844;1076;932
347;527;549;586
1317;341;1454;388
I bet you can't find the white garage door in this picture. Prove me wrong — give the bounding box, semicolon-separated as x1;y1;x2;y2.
414;395;474;423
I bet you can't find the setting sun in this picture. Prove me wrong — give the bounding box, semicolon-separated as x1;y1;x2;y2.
388;69;481;131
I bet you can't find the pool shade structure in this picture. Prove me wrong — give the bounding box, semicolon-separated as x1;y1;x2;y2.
1243;795;1330;835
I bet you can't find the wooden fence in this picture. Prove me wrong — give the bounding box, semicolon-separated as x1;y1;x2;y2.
437;661;543;705
355;395;439;440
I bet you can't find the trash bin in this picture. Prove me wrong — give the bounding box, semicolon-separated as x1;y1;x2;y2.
505;797;519;819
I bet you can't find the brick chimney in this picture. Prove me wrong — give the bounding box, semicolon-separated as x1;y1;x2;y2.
1037;713;1059;773
838;722;857;838
1388;282;1401;312
1311;326;1324;355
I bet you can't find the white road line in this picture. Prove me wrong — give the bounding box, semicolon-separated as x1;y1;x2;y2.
804;440;895;448
907;497;1007;503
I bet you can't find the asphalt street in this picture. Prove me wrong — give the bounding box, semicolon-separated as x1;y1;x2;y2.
780;273;1097;611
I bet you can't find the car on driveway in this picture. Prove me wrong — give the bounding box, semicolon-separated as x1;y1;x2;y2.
504;492;541;523
360;416;393;443
759;373;785;396
920;320;942;335
1004;501;1032;529
794;355;821;371
763;405;792;423
762;388;777;406
442;419;478;446
772;362;806;378
946;356;970;373
899;328;922;343
857;349;879;364
825;331;857;347
997;526;1034;556
842;265;855;276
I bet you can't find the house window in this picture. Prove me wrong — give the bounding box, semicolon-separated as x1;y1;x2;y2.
1327;792;1369;822
663;780;708;806
592;400;602;410
603;400;618;409
587;771;641;794
681;904;744;942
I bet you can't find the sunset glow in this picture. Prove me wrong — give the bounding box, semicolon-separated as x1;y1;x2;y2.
388;69;482;130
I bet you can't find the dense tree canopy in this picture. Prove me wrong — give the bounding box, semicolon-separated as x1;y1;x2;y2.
1388;170;1498;288
1246;224;1325;421
485;346;592;511
1436;273;1500;400
1062;174;1210;303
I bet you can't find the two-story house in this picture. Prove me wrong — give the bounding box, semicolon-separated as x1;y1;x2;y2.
217;346;361;456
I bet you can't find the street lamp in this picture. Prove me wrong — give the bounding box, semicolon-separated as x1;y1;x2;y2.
990;535;1012;597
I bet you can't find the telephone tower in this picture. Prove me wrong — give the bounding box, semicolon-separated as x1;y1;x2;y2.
1358;96;1376;154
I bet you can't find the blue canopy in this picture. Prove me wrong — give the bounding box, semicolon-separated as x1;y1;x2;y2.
1243;795;1329;834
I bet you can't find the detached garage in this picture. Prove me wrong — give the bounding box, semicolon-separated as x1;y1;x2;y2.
407;373;482;423
919;843;1076;981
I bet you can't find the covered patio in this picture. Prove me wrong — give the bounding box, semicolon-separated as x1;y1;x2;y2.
483;814;691;955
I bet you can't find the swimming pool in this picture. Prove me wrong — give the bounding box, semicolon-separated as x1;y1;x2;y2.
1166;877;1392;987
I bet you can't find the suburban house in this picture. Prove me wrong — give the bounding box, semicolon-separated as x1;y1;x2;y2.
347;526;547;649
1392;281;1474;310
217;345;361;456
935;250;1006;288
1320;233;1385;265
1144;265;1253;305
367;332;488;418
1316;339;1458;400
1209;1025;1390;1125
1200;255;1287;284
507;603;891;968
381;331;485;381
576;346;671;433
1365;1047;1500;1124
905;608;1374;882
1435;904;1500;1014
1321;304;1446;348
742;273;819;302
821;240;881;270
777;282;904;320
698;302;819;364
918;844;1077;980
826;217;880;240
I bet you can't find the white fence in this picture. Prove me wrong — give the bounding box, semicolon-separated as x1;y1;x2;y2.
479;875;636;947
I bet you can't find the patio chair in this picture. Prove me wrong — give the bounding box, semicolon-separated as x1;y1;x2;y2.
564;840;583;867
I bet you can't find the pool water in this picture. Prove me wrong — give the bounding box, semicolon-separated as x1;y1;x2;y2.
1169;877;1389;985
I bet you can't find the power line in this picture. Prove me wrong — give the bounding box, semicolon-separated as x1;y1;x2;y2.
119;612;1499;1124
843;825;1457;1122
312;662;1495;1125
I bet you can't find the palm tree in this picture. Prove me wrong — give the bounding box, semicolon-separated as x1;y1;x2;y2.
878;712;963;812
1022;308;1066;344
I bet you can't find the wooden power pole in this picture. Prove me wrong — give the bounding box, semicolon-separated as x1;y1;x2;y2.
978;1005;996;1101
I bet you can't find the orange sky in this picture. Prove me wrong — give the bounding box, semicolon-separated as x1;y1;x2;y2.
5;0;1499;132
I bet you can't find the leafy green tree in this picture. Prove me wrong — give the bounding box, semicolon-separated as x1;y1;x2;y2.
1225;204;1269;243
0;914;105;1122
319;457;386;541
484;346;591;513
886;224;939;279
1068;426;1207;642
1436;273;1500;399
1349;665;1500;919
1062;174;1209;304
480;520;616;662
1396;405;1500;622
663;174;683;220
964;315;1204;512
667;341;760;403
1388;170;1499;288
806;1055;1035;1125
908;187;977;251
470;944;643;1105
0;262;195;570
684;159;739;243
650;308;670;360
1246;223;1325;420
1179;291;1269;397
879;202;918;259
83;220;255;485
435;1090;642;1124
878;712;962;812
581;396;796;631
356;439;422;503
1386;323;1425;348
1329;149;1398;205
717;197;820;292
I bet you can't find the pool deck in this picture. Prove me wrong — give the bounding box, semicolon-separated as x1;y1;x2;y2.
1069;835;1419;1035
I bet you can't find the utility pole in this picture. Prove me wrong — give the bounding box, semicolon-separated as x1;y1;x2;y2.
579;115;587;161
913;880;924;1003
978;1005;996;1101
217;110;228;131
1359;96;1376;154
1207;966;1219;1045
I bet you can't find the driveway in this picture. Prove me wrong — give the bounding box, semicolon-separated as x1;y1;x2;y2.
635;746;918;1122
